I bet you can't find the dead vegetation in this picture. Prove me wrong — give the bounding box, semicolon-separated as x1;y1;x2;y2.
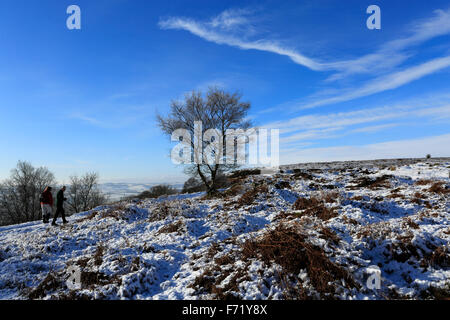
428;246;450;268
77;210;99;223
351;175;393;189
149;201;180;222
189;222;357;300
292;196;338;221
80;271;111;288
385;237;421;263
320;191;340;204
341;215;358;225
206;242;221;259
27;273;61;299
319;226;341;246
189;241;246;299
75;257;90;268
421;285;450;300
222;184;244;198
292;170;314;180
241;224;358;298
26;267;114;299
357;221;392;240
189;265;246;300
237;184;268;207
93;244;105;266
229;169;261;180
214;254;235;266
274;181;291;189
428;182;449;194
156;220;184;235
403;218;419;230
414;179;434;186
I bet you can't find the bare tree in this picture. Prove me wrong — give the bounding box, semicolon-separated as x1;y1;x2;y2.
182;177;204;193
66;172;108;213
0;161;55;225
157;87;251;195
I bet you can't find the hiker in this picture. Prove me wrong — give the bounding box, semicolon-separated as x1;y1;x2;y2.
52;186;68;226
40;186;53;223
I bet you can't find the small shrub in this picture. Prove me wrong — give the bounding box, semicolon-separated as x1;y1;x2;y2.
341;215;358;225
321;191;340;204
404;218;419;230
80;271;110;288
131;257;140;272
206;242;221;259
189;267;245;300
93;244;105;266
429;246;450;268
237;185;268;207
28;273;61;299
429;182;449;194
274;180;291;189
319;226;341;245
157;221;184;235
293;170;314;180
136;184;178;199
354;175;392;189
149;202;176;222
214;254;234;266
413;192;425;199
414;179;434;186
229;169;261;179
386;239;420;263
182;177;206;194
292;197;338;221
189;269;215;294
426;286;450;300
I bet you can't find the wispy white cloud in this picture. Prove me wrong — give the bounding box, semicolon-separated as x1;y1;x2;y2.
158;11;325;71
68;105;155;130
350;123;399;133
159;8;450;78
264;101;450;146
326;9;450;80
299;55;450;109
210;8;255;31
69;113;105;127
280;127;342;144
160;8;450;111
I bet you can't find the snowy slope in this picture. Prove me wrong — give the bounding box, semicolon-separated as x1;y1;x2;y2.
0;159;449;300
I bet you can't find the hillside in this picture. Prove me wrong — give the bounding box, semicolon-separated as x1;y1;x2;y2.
0;159;449;300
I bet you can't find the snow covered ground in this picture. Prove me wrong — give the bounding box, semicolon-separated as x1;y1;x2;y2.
0;159;448;300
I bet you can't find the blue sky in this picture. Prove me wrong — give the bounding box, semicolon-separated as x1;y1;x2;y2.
0;0;449;184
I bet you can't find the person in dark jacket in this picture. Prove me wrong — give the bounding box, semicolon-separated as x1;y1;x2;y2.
52;186;68;225
41;186;53;223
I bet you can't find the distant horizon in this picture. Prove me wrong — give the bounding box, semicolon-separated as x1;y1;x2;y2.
1;153;449;185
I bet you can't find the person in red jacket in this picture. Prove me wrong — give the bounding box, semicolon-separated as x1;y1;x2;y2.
40;186;53;223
